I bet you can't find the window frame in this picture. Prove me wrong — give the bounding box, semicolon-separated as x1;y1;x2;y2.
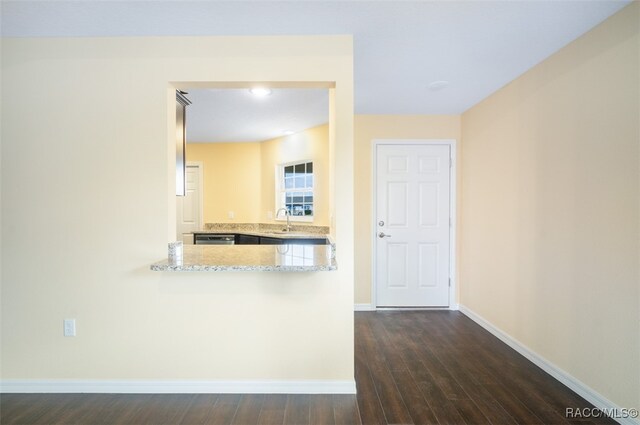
275;160;315;223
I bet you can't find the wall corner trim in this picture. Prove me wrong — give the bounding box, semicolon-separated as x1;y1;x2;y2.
354;304;376;311
458;305;639;425
0;379;357;395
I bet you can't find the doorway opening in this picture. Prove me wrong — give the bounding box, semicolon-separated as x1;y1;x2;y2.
176;162;204;243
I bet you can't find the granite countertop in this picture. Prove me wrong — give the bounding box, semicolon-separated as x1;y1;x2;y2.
192;223;330;240
151;244;337;272
192;229;328;240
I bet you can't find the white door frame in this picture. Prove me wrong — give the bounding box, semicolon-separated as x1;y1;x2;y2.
188;161;205;231
176;161;204;240
371;139;457;310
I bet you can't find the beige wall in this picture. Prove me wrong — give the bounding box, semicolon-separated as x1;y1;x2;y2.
187;142;262;223
1;36;354;385
353;115;461;304
461;3;639;410
261;124;330;226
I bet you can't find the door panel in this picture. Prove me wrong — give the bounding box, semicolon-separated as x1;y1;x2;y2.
419;182;439;227
419;156;440;173
176;164;202;243
418;243;439;287
387;243;409;288
387;182;409;227
387;156;409;173
376;144;450;307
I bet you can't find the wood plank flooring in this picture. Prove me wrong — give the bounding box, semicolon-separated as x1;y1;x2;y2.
0;311;617;425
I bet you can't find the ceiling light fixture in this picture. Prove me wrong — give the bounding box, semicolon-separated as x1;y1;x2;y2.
428;80;450;91
249;88;272;97
283;130;295;135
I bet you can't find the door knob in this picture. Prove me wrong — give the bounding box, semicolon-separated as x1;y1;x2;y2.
378;232;391;238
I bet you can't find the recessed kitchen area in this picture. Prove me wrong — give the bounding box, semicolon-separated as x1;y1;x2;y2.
153;85;337;271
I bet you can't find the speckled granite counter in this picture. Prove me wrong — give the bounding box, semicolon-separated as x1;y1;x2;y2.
204;222;329;234
193;229;327;240
193;223;330;241
151;244;337;272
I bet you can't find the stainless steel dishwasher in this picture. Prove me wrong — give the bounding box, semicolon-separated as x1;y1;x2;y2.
194;234;235;245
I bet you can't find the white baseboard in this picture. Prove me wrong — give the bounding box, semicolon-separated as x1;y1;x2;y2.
0;379;357;394
355;304;459;311
459;305;639;425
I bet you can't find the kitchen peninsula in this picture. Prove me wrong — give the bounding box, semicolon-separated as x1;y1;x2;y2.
151;223;337;272
192;223;329;244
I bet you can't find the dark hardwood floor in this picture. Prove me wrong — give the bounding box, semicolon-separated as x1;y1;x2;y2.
1;311;616;425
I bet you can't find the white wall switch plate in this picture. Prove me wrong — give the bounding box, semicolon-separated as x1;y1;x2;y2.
63;319;76;337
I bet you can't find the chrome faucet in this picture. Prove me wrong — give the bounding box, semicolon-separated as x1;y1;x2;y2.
276;208;291;232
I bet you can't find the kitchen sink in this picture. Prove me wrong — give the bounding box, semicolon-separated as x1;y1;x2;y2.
266;231;305;235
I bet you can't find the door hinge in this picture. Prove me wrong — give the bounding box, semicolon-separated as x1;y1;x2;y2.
449;158;452;168
448;278;451;287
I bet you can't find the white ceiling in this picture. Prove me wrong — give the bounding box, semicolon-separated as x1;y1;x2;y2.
2;0;631;120
185;89;328;143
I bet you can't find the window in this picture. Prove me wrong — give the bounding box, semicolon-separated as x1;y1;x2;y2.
277;161;314;221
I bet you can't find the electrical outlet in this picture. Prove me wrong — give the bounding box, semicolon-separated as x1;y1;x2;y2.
63;319;76;337
228;211;235;219
266;211;273;220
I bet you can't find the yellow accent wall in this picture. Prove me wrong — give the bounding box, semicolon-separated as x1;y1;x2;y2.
460;3;639;410
187;142;262;223
186;123;330;226
353;115;461;305
1;36;354;385
261;123;330;226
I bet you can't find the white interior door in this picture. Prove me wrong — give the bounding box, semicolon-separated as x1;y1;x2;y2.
176;163;202;244
375;143;451;307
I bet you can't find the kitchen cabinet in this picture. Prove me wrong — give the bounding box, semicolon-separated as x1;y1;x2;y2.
260;237;285;245
260;236;327;245
236;234;260;245
287;238;327;245
193;233;328;245
175;90;191;196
